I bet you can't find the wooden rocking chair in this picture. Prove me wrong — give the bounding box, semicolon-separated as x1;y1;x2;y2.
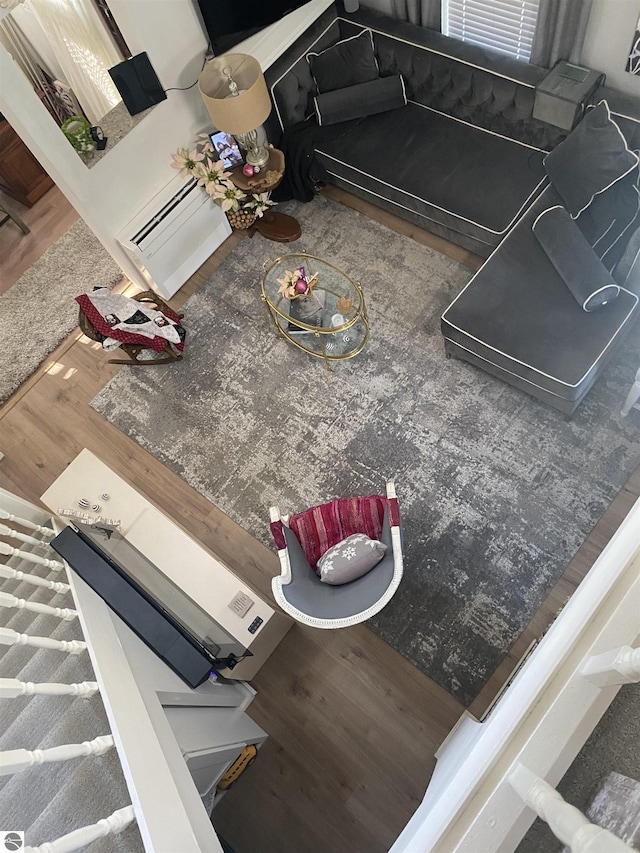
78;290;185;366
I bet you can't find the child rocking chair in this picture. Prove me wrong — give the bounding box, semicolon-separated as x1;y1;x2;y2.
78;290;184;366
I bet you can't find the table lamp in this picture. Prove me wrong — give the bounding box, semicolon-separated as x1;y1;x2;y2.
198;53;272;169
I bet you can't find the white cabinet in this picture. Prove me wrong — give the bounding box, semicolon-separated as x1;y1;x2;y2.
165;706;267;797
41;449;292;680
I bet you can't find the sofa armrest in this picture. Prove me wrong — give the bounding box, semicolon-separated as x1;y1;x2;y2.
266;6;340;135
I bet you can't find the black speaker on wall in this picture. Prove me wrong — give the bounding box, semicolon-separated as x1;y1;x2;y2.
108;52;167;116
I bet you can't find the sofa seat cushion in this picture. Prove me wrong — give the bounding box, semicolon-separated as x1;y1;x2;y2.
441;187;640;403
315;103;547;254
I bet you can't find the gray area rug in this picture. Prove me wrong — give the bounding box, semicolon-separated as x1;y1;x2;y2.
0;219;122;404
90;195;640;705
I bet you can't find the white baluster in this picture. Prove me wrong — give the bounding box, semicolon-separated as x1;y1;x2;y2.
24;805;135;853
0;627;86;655
0;542;64;571
582;646;640;687
0;591;77;621
0;677;98;699
0;509;55;537
0;734;114;776
509;764;632;852
0;523;54;550
0;564;70;594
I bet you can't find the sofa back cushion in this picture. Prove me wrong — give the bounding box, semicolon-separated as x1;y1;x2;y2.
266;5;563;148
337;11;565;149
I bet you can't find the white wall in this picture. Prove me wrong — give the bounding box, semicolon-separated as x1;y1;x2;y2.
581;0;640;97
0;0;332;287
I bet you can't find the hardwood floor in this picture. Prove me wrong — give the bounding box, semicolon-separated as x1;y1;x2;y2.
0;189;638;852
0;185;79;294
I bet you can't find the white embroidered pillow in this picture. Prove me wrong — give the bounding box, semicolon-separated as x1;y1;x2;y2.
317;533;387;585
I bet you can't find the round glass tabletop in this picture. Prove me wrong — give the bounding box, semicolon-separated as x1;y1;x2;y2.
261;253;369;366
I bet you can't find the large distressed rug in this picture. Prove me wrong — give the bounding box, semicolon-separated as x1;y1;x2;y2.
0;219;122;404
90;195;640;705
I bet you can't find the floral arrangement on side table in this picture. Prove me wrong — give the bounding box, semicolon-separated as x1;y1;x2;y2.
170;134;273;229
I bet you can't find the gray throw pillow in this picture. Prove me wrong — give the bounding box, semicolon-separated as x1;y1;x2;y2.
543;101;639;218
307;29;379;94
533;205;620;311
317;533;387;585
314;75;407;126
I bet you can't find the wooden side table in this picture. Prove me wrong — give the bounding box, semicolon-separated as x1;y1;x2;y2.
229;148;301;243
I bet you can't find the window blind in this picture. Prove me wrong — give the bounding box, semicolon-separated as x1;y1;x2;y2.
443;0;539;61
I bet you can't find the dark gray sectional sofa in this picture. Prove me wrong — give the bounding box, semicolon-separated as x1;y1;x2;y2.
266;3;640;414
267;3;564;257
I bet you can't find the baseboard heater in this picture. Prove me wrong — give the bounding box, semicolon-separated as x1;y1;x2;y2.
117;172;231;300
51;524;250;688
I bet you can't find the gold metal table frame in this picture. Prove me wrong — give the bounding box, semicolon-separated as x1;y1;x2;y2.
261;252;370;370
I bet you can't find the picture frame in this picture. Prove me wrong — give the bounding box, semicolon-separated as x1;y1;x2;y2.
209;130;245;169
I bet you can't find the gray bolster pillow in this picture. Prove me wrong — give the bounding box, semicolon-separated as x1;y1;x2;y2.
532;206;620;312
313;75;407;127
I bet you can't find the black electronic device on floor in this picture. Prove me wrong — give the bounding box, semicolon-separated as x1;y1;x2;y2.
51;524;250;688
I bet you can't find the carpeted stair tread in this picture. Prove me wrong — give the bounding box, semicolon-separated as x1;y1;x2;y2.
0;650;96;750
0;616;82;671
580;771;640;849
26;748;145;852
0;696;142;849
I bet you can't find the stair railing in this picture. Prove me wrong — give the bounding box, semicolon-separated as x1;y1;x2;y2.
24;805;136;853
0;487;140;852
509;764;633;852
0;483;225;852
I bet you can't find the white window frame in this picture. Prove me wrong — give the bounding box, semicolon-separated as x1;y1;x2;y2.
442;0;540;62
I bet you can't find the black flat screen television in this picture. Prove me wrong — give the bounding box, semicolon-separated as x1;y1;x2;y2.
197;0;310;55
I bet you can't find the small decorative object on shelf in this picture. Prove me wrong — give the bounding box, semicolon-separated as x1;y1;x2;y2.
61;116;96;155
92;503;101;513
276;267;319;300
336;296;356;315
78;498;89;509
57;508;121;528
170;133;274;231
227;209;256;230
101;493;110;501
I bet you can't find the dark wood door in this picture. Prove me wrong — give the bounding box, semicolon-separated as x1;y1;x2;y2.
0;118;54;208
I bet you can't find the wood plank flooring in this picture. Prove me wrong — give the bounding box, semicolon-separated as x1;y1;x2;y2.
0;190;638;853
0;186;79;294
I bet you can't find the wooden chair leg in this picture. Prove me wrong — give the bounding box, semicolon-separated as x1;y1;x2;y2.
0;193;30;235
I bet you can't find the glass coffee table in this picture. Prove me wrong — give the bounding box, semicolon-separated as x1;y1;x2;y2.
261;252;369;369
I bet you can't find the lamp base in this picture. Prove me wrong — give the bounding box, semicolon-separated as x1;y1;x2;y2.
245;146;270;169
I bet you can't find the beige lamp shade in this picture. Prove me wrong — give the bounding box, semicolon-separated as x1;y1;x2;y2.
198;53;272;135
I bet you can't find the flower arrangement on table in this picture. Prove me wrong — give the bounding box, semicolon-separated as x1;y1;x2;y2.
276;266;319;300
170;134;273;229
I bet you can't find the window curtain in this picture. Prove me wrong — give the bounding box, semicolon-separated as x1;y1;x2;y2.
391;0;442;31
0;16;67;122
27;0;122;124
530;0;593;68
